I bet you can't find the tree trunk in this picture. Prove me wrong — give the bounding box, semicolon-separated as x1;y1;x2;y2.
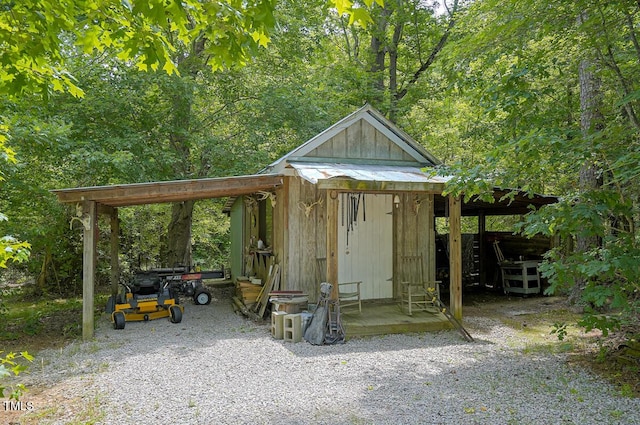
572;56;604;304
164;200;195;268
369;6;392;105
161;36;208;269
388;23;403;123
367;1;458;120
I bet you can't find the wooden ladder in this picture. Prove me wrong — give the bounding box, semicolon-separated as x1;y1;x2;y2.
434;298;474;342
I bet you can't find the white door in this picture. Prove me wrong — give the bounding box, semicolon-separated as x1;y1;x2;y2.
337;193;393;300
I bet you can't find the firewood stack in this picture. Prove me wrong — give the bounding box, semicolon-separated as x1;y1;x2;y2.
235;277;262;310
232;262;281;320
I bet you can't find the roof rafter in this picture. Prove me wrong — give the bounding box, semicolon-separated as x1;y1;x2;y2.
52;174;284;208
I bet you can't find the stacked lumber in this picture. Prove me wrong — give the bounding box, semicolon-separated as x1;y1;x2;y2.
253;264;280;318
233;262;281;320
235;277;262;309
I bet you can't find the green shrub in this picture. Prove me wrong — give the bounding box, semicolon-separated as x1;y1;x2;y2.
0;351;33;400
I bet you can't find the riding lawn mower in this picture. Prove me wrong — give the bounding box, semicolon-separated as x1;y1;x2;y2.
105;267;222;330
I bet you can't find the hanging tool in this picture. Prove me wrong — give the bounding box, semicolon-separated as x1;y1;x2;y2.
362;193;366;221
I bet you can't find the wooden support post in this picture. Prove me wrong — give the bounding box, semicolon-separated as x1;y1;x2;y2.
448;195;462;321
478;210;486;287
82;201;98;341
279;180;289;288
110;209;119;297
326;190;339;300
426;194;436;282
392;194;399;298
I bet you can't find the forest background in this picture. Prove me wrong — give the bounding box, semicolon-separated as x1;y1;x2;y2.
0;0;638;360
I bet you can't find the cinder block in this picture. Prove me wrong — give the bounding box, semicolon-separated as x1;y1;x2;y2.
271;310;287;339
283;313;302;343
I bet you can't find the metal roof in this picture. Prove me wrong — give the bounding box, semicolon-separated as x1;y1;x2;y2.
290;162;450;185
289;162;556;216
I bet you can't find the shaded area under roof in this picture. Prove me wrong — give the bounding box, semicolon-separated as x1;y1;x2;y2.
434;189;558;217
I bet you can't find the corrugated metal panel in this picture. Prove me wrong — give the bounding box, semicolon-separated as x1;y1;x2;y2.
290;162;451;185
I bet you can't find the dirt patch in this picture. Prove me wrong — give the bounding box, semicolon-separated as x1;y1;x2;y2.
2;380;103;425
464;291;571;315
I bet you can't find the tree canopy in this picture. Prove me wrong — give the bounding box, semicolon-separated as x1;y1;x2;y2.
0;0;276;98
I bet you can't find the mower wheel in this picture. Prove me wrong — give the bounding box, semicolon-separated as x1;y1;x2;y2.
112;311;126;330
194;289;212;305
169;305;182;323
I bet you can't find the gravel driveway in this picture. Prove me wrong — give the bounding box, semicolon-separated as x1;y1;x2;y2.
13;288;640;424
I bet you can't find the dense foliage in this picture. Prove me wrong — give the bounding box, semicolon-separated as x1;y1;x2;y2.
440;0;640;333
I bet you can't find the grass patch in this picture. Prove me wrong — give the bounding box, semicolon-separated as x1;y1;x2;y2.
487;298;639;397
500;309;589;355
0;287;111;354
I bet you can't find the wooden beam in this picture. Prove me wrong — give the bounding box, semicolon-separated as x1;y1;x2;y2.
318;179;445;194
326;190;339;300
448;195;462;321
82;201;98;341
288;156;429;167
392;195;399;298
110;208;119;298
277;180;288;290
52;174;284;207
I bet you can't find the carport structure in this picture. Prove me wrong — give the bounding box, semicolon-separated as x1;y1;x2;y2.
52;174;284;340
53;169;554;341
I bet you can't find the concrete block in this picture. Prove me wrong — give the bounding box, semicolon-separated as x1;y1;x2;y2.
283;313;302;343
271;310;287;339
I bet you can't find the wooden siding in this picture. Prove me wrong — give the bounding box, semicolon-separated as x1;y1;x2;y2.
276;183;438;303
393;193;435;298
282;176;326;303
306;118;415;163
245;180;440;305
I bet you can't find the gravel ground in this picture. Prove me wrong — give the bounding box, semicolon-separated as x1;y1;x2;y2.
14;288;640;425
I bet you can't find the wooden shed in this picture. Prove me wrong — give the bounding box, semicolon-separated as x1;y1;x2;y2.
227;104;464;324
52;104;501;340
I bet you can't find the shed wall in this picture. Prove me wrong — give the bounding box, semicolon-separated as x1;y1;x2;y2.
306;118;416;163
393;193;435;296
284;176;327;303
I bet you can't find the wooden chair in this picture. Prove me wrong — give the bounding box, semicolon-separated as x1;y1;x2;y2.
315;258;362;313
400;255;440;316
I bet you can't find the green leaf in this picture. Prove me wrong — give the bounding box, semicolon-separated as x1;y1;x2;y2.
348;8;373;27
333;0;353;15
